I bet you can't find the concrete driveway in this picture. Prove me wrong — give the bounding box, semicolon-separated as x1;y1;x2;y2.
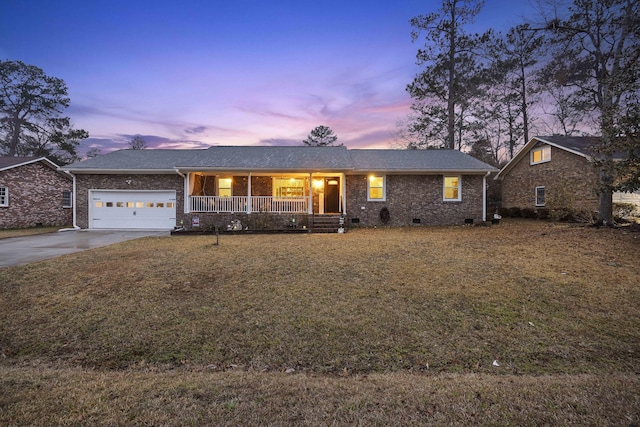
0;230;169;268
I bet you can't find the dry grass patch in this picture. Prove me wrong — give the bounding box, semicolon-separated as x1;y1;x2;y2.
0;226;65;240
1;220;639;424
1;366;638;426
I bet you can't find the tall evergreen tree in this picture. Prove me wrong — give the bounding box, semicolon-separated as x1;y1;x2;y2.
302;125;340;147
407;0;488;150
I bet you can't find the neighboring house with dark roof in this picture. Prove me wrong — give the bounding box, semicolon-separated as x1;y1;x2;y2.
0;157;73;229
495;136;640;213
61;146;497;231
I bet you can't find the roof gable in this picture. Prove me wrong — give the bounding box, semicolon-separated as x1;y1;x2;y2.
495;136;595;180
0;156;63;172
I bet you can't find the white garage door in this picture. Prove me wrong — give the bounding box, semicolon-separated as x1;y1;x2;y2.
90;190;176;229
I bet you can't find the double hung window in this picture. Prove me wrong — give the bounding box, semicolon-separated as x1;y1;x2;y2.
368;176;385;201
443;176;461;201
0;187;7;207
63;190;73;208
535;186;545;206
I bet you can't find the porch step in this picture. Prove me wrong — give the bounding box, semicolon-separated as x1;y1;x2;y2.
311;215;345;233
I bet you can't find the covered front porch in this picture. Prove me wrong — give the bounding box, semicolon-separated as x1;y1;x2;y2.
183;172;346;216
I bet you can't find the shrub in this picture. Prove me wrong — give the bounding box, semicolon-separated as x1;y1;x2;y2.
550;208;597;224
537;208;550;220
508;207;522;217
497;207;511;217
521;208;536;218
613;203;639;222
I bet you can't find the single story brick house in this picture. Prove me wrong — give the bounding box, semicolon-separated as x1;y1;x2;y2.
61;146;497;231
495;135;640;213
0;157;73;229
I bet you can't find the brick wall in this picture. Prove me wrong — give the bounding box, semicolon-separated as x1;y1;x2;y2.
75;174;184;228
0;162;73;229
500;144;600;211
345;174;485;227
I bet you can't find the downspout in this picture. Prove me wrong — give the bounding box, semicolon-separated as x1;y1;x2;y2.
175;169;188;214
482;171;490;223
63;172;81;230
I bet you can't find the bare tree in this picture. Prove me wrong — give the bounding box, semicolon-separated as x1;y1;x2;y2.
540;0;640;224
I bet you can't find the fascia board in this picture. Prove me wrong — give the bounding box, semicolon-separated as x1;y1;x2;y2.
0;157;58;172
175;167;353;173
348;169;496;175
61;168;178;174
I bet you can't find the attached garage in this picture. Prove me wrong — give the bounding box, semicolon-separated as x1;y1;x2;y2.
90;190;176;229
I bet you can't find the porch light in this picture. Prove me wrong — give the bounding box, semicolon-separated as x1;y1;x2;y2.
313;179;323;189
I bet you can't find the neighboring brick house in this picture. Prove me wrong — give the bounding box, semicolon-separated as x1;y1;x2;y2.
495;135;639;213
0;157;73;229
61;146;497;231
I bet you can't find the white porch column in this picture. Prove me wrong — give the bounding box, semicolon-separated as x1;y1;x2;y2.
482;172;489;222
184;172;190;213
247;173;252;214
308;173;313;214
341;172;347;216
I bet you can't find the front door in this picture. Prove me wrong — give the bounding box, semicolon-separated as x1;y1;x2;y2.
324;178;340;213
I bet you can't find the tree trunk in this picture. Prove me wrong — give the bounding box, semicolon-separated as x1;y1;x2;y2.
599;168;614;225
447;1;456;150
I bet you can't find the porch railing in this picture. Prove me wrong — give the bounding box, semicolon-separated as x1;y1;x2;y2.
190;196;308;213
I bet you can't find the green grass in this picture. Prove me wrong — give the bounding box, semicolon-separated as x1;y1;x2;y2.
1;220;639;425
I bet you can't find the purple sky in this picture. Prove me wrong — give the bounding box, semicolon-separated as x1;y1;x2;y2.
1;0;534;154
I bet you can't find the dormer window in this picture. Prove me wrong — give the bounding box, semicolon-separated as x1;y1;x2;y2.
530;146;551;165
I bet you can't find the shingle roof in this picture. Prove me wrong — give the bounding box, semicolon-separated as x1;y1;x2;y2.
536;135;630;160
181;146;353;171
63;146;497;173
349;149;495;172
62;149;201;171
0;157;40;169
0;156;62;172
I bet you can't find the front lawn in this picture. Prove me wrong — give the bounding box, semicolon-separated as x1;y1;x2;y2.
0;225;68;240
1;221;638;425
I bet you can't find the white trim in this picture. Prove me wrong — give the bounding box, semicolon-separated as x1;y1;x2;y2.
483;172;489;222
341;172;347;215
247;173;252;213
443;175;462;202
